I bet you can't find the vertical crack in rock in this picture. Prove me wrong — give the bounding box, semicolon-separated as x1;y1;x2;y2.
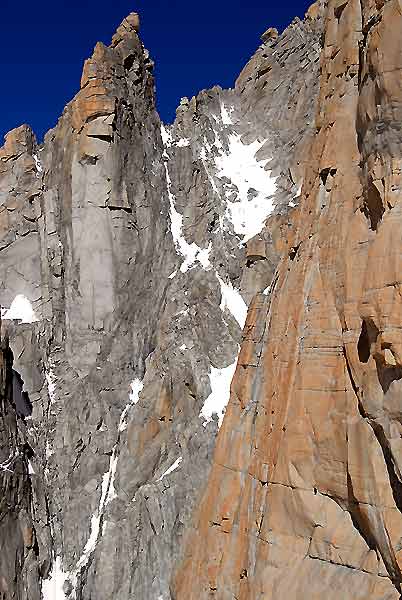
345;346;402;592
362;180;385;231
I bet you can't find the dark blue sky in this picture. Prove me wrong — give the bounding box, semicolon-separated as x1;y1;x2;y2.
0;1;311;142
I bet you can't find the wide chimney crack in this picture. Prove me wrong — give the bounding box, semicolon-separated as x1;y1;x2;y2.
343;342;402;592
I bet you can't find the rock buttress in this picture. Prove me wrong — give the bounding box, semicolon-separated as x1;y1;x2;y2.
174;1;402;598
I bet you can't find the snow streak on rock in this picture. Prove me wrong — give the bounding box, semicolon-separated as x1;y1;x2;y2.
216;273;248;329
65;379;143;598
158;456;183;481
289;181;303;208
68;468;113;596
46;370;56;405
33;153;43;174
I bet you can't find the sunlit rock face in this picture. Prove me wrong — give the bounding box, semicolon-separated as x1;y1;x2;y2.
174;1;402;599
5;1;402;599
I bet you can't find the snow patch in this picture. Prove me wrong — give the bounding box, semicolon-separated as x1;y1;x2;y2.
216;274;248;329
215;134;277;242
195;242;212;270
2;295;38;323
42;557;69;600
220;103;233;125
176;138;190;147
118;378;144;432
129;378;144;407
200;360;238;428
28;460;35;475
158;456;183;481
168;270;177;279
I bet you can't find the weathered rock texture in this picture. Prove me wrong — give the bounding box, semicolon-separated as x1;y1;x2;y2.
2;1;402;599
174;1;402;599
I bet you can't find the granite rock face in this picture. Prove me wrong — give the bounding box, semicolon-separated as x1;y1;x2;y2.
2;2;400;599
174;1;402;599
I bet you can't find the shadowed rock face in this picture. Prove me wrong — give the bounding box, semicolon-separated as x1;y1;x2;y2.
12;369;32;418
3;2;402;599
0;330;40;599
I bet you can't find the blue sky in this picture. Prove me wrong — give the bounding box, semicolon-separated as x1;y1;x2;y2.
0;0;312;142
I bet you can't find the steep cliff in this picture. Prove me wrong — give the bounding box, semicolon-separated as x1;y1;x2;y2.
174;1;402;599
2;1;401;599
